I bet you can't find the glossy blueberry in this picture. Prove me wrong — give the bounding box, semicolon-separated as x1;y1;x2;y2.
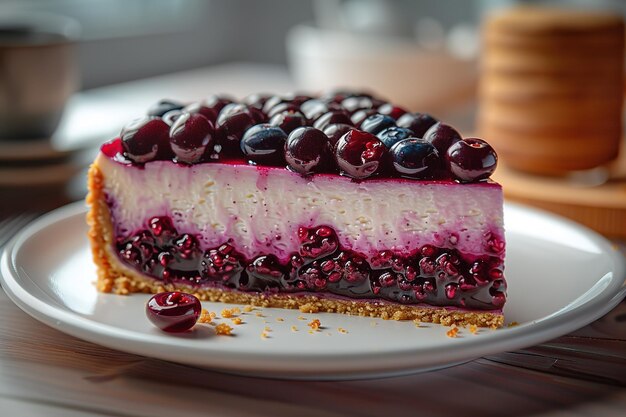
243;93;272;110
215;104;259;151
320;89;365;104
262;94;312;115
204;95;235;114
396;113;438;137
240;124;287;165
300;99;342;121
147;99;184;118
377;103;408;120
285;127;330;174
267;102;301;119
162;110;184;126
146;291;201;333
341;96;375;113
323;123;354;149
423;122;462;155
269;110;308;134
312;110;353;130
335;129;387;179
121;117;172;162
183;102;218;123
390;138;440;179
360;114;396;135
350;109;377;126
377;126;415;149
446;138;497;182
169;112;215;163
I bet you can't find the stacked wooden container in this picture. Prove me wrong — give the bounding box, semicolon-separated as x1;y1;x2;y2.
478;7;624;175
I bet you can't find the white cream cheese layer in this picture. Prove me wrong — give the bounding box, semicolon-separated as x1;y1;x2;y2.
97;154;505;262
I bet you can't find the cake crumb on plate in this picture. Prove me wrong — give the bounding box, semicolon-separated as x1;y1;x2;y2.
215;323;233;336
446;325;459;338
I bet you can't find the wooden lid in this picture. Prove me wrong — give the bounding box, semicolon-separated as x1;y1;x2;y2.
485;6;624;36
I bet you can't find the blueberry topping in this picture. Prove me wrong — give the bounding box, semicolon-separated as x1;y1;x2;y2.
183;102;218;123
335;129;387;179
341;96;375;113
269;110;308;135
323;123;354;149
204;95;235;114
109;92;498;183
285;127;330;174
216;104;258;152
121;117;171;162
390;138;440;179
243;93;272;110
147;99;184;118
162;110;184;126
446;138;497;182
377;126;415;149
377;103;407;120
240;124;287;166
360;114;396;135
350;109;378;126
423;122;462;155
267;102;301;119
300;99;342;121
312;110;353;130
263;94;312;115
396;113;438;137
169;113;215;164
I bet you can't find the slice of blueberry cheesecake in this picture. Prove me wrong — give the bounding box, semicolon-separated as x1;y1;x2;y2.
87;91;506;328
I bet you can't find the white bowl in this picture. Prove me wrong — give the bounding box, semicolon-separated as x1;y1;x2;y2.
286;24;477;112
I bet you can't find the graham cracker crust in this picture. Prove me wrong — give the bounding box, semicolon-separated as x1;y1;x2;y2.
86;162;504;329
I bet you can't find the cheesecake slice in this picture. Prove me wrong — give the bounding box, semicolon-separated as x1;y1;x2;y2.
87;92;506;328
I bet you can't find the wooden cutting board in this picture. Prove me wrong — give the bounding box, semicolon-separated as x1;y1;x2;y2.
493;141;626;238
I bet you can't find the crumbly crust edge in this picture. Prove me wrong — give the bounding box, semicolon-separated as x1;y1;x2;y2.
86;162;504;329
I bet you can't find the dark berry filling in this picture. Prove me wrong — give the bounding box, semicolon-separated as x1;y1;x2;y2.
117;220;506;311
109;91;499;184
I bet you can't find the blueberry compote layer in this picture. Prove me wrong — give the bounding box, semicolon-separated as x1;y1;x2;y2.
116;220;506;310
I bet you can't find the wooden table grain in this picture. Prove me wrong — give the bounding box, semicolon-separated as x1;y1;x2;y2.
0;287;624;417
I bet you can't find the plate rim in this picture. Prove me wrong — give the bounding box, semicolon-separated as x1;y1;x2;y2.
2;201;625;378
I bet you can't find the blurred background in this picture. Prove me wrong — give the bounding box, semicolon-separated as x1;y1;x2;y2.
1;0;625;235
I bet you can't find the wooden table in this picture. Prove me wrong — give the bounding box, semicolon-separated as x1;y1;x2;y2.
0;287;624;417
1;63;625;416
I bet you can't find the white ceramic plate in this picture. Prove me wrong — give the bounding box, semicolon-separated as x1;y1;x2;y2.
2;202;625;380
